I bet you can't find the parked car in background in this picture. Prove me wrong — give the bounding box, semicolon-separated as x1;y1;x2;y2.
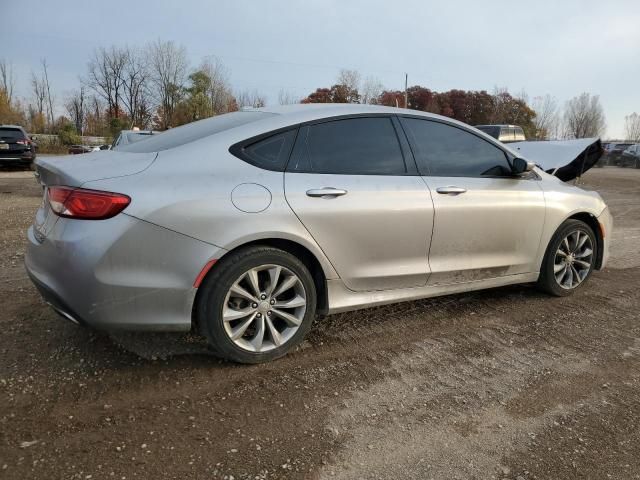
111;130;156;150
68;145;92;155
90;144;111;152
0;125;37;167
621;144;640;168
27;105;612;364
606;143;633;166
474;124;526;143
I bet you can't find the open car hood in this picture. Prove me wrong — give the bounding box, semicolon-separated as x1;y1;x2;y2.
508;138;603;182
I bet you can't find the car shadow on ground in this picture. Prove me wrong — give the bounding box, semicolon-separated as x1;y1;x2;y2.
22;281;550;372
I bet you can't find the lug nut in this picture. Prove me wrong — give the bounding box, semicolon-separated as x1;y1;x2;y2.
270;299;275;305
256;313;262;318
261;294;266;300
252;303;258;308
267;311;272;316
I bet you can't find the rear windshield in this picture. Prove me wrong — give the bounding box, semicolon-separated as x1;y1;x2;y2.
119;111;275;153
125;132;154;144
0;128;26;141
475;126;500;139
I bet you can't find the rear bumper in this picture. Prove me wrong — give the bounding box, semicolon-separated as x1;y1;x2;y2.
25;214;226;332
0;150;34;163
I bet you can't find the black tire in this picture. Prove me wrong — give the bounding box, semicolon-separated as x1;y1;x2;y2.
195;245;317;364
537;219;597;297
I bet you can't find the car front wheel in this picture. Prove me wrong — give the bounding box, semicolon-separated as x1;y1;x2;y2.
537;219;597;297
196;246;317;363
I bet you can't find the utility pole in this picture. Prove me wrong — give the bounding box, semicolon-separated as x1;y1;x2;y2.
404;73;408;109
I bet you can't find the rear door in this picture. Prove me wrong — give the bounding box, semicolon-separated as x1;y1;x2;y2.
284;116;434;292
400;117;546;285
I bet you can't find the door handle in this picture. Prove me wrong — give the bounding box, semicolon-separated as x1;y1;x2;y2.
306;187;348;198
436;186;467;195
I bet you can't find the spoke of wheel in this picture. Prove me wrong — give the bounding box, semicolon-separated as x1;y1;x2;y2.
223;306;255;322
274;294;306;309
267;266;282;295
575;247;593;258
230;283;259;302
554;262;566;273
562;237;571;254
565;265;574;287
556;250;568;258
272;275;297;298
230;313;257;340
271;308;302;327
250;316;266;351
265;317;283;346
576;232;588;250
556;265;568;283
570;265;582;285
245;268;261;297
574;259;591;268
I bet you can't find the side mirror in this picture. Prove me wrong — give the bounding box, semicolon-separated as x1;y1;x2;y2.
512;157;535;175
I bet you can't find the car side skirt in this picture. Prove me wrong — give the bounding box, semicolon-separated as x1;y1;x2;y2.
326;272;539;314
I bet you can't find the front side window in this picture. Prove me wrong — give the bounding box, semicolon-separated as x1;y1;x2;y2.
288;117;406;175
400;118;512;177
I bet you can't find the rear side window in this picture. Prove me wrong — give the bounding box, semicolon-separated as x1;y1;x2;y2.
500;127;515;142
0;128;26;141
234;129;297;170
400;118;512;177
288;117;406;175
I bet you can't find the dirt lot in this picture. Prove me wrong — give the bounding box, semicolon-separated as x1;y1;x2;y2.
1;167;639;480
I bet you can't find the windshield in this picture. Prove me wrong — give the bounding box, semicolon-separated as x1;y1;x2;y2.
0;128;25;141
118;111;275;153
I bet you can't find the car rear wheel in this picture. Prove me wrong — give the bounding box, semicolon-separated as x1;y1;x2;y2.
196;246;316;363
537;219;597;297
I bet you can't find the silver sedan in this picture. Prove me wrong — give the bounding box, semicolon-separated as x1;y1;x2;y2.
26;105;612;363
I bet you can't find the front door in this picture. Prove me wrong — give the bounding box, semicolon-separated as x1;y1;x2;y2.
400;116;546;285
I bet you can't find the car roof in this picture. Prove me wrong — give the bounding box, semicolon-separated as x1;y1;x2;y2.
0;125;26;130
249;104;479;132
475;124;521;128
120;130;154;134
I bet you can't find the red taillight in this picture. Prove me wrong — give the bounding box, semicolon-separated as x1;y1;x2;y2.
16;139;29;145
47;186;130;220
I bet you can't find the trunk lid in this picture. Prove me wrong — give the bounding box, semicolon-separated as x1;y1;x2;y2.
34;150;158;187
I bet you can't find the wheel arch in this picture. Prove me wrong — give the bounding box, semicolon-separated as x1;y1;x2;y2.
565;212;605;269
192;237;330;330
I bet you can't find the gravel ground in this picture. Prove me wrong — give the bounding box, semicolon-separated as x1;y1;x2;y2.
0;167;639;479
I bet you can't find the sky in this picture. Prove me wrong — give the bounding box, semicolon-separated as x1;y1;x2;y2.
2;0;639;138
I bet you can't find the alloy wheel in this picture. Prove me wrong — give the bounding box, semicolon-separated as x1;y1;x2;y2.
553;230;593;289
222;264;307;352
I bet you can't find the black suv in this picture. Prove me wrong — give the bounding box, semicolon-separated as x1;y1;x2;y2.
0;125;37;167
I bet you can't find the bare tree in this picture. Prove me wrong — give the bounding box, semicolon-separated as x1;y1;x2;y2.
31;71;47;117
236;89;266;109
624;113;640;142
85;46;128;119
200;57;235;114
0;59;15;103
278;89;299;105
147;40;188;129
41;59;56;128
531;94;559;140
563;93;606;139
121;48;151;127
65;87;87;134
361;76;384;105
336;69;361;103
